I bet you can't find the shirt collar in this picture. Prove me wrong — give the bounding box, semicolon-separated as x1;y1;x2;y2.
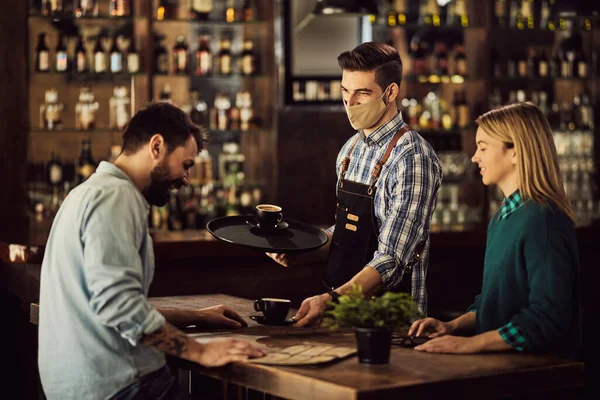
360;111;406;148
96;161;150;210
500;190;524;219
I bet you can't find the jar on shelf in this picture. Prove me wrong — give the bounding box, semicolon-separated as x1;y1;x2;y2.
75;87;99;131
218;142;245;186
39;88;64;131
109;86;130;130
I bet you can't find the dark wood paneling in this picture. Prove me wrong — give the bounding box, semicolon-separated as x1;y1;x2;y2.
0;0;29;243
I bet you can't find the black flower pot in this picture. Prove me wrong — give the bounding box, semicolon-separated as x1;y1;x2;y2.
354;327;392;364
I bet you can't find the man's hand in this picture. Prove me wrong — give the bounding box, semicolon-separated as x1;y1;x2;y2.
413;335;483;354
158;305;248;329
292;294;332;327
408;317;453;338
194;338;266;367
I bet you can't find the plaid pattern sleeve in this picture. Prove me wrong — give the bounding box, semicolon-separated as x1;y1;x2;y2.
369;152;442;314
498;322;526;352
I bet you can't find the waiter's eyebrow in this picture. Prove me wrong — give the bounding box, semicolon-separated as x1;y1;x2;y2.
341;85;373;93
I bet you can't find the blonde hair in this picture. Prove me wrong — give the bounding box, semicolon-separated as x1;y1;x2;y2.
476;102;576;223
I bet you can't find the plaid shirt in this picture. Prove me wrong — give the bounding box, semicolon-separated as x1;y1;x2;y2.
326;113;442;314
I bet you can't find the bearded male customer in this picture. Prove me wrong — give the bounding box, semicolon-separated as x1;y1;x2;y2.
38;102;264;400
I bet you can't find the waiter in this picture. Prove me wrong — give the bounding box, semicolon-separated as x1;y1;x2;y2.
268;42;442;327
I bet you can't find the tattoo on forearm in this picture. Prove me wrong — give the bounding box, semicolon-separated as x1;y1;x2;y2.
141;322;191;358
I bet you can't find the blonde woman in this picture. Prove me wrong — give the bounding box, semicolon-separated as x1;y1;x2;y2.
409;102;581;360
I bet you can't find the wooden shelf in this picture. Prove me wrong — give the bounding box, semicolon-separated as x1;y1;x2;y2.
153;18;265;26
29;13;143;22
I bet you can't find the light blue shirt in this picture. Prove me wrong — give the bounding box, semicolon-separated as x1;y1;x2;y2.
39;161;166;400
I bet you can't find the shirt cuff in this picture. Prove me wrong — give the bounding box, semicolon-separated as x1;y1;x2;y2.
498;322;526;352
120;307;166;346
369;254;400;290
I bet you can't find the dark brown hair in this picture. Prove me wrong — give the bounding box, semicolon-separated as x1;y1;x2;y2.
121;102;206;155
337;42;403;90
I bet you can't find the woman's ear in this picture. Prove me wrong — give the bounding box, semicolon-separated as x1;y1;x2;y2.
511;150;517;165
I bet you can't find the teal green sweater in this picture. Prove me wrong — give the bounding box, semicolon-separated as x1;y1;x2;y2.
468;197;581;360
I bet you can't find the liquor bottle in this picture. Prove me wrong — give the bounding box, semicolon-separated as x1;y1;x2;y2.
238;91;254;131
75;0;98;17
42;0;63;15
157;0;178;20
508;0;519;28
189;90;209;127
526;47;537;78
410;39;427;76
55;34;69;73
453;43;467;77
35;33;50;73
93;36;107;74
540;0;551;29
394;0;407;26
173;36;189;74
495;0;507;27
387;0;397;27
190;0;213;21
538;50;549;77
517;50;527;78
549;49;561;78
453;0;468;27
507;53;517;78
110;36;123;74
432;41;448;77
109;0;130;17
39;88;64;130
225;0;236;23
154;37;169;75
126;38;139;73
241;39;256;76
491;49;502;78
577;50;588;79
109;86;130;130
159;84;173;103
75;139;97;184
564;50;575;78
195;35;212;76
73;35;88;73
46;152;63;187
217;37;233;75
455;90;470;129
75;87;99;130
419;0;440;26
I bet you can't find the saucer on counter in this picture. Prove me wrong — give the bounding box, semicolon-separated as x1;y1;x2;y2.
246;217;289;231
250;315;296;326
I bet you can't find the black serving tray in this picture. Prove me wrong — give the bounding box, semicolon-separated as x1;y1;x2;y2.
206;215;329;253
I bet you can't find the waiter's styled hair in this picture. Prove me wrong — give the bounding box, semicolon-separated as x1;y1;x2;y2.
337;42;403;91
121;102;206;155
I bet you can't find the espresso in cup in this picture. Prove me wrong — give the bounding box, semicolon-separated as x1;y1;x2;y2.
256;204;283;229
254;298;291;323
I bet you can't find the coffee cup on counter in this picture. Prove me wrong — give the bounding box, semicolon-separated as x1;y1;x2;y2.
253;298;291;323
256;204;283;229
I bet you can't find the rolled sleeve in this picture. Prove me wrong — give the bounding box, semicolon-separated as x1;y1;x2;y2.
369;154;441;295
82;186;164;345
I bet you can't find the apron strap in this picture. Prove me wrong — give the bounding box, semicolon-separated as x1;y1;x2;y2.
368;125;411;194
340;136;361;181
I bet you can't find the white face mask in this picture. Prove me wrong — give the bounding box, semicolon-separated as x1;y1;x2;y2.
344;85;391;130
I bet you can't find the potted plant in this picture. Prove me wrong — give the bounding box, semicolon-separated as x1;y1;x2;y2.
323;284;422;365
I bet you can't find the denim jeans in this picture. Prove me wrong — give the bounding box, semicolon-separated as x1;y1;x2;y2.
111;365;193;400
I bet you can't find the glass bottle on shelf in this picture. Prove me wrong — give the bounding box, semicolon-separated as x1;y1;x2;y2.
75;87;99;131
452;0;468;27
419;0;440;26
39;88;63;131
159;84;173;103
75;139;97;184
225;0;236;22
508;0;519;28
109;0;130;17
456;90;470;129
386;0;397;26
110;36;124;74
106;145;122;163
154;37;169;75
550;48;561;78
239;92;254;131
453;42;467;77
526;47;537;78
538;50;549;78
75;0;98;17
190;0;213;21
74;35;88;73
577;50;588;79
173;36;189;74
218;142;245;186
241;39;256;76
35;33;50;73
517;50;527;78
157;0;178;20
394;0;408;25
42;0;63;16
93;36;107;74
46;152;63;188
189;90;209;128
195;35;212;76
55;34;69;73
215;94;231;130
109;86;130;130
126;38;139;73
243;0;255;22
540;0;551;29
217;37;233;75
495;0;507;27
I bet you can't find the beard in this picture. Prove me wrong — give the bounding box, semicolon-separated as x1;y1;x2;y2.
146;159;184;207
